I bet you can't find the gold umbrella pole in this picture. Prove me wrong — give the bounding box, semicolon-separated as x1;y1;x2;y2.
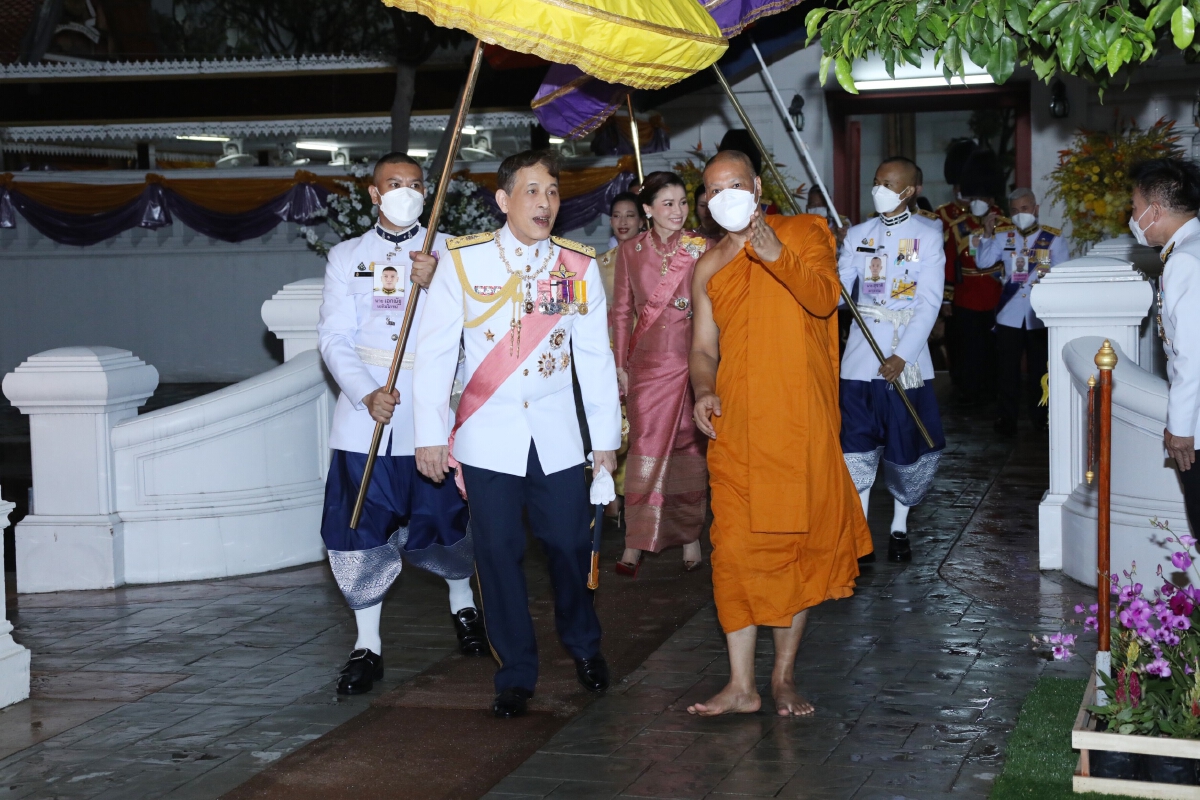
350;40;486;530
626;94;644;185
709;65;935;449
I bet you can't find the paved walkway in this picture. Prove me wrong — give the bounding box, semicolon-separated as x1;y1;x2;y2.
0;401;1094;799
486;410;1094;800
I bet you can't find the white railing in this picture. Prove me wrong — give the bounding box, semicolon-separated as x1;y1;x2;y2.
0;491;29;707
2;280;331;592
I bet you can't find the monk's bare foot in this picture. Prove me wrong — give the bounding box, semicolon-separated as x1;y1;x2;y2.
687;683;761;716
771;681;813;717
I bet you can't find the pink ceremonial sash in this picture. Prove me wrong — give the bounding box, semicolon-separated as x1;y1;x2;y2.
448;247;591;495
627;245;696;358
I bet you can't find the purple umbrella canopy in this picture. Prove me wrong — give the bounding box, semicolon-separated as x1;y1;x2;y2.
530;0;804;140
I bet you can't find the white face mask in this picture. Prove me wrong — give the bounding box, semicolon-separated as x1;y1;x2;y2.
1011;212;1037;232
871;184;908;216
1129;206;1153;247
969;199;990;217
707;188;757;232
379;187;424;228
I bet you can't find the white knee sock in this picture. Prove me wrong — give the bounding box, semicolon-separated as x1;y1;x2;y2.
892;499;911;535
858;487;871;519
446;577;476;614
354;602;383;655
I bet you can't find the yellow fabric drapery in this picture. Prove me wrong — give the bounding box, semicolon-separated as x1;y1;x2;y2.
378;0;726;89
0;170;347;215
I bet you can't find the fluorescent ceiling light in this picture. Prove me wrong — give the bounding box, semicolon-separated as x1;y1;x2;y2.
407;148;430;157
856;74;994;91
461;126;478;134
297;141;340;152
175;134;228;142
548;137;565;144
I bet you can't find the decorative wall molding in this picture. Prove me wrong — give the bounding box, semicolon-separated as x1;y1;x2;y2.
0;54;395;82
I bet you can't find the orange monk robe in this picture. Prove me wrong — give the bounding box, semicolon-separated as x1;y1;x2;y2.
707;215;872;633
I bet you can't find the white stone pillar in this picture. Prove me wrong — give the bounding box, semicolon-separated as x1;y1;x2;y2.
0;492;30;708
1030;256;1153;570
261;278;324;362
2;347;158;592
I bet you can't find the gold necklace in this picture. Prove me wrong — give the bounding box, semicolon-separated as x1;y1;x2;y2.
647;229;681;275
495;237;555;356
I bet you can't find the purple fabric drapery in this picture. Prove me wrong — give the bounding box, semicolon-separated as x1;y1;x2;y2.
472;169;634;236
532;64;627;140
0;180;333;247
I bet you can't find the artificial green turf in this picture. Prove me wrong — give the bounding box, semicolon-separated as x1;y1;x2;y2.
990;676;1139;800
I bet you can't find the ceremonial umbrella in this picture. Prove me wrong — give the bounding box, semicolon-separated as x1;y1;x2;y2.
349;0;729;530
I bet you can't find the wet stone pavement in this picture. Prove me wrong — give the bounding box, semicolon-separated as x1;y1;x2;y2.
0;400;1096;799
485;408;1096;800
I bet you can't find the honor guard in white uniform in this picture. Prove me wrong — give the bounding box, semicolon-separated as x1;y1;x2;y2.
317;153;484;697
838;157;946;563
977;188;1069;436
1131;159;1200;537
413;150;622;719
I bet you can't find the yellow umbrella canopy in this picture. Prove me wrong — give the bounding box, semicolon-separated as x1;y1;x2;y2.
379;0;727;89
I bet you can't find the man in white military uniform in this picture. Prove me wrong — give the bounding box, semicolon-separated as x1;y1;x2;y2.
978;188;1069;436
413;150;622;719
317;153;484;697
838;157;947;563
1129;158;1200;536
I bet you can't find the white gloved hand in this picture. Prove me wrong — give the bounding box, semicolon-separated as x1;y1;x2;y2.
590;465;616;506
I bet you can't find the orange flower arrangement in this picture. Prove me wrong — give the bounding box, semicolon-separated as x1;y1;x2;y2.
1047;117;1182;250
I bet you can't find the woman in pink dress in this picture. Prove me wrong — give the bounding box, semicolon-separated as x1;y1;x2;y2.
611;171;710;574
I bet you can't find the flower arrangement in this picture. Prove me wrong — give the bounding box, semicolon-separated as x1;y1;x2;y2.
1056;519;1200;739
1046;117;1183;252
299;165;500;257
671;156;806;230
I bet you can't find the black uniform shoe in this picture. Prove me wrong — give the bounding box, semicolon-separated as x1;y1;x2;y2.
575;655;611;694
337;649;383;695
493;687;533;718
887;533;912;563
453;607;488;656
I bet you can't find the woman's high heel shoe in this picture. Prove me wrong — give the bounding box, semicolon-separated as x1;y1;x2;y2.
614;559;640;577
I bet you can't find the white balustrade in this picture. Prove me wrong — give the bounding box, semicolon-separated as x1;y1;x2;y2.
1031;255;1154;571
0;491;30;708
2;280;332;592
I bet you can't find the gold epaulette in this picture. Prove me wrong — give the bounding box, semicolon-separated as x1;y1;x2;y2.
1042;225;1062;236
551;235;595;258
917;209;938;220
447;230;496;250
995;223;1017;233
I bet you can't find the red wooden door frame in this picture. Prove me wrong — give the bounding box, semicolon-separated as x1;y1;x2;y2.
827;83;1032;223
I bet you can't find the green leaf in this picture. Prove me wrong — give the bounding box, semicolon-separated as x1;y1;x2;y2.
987;0;1004;25
899;2;917;43
988;33;1018;81
1061;26;1083;67
1040;3;1074;29
1032;52;1056;79
1082;0;1107;14
902;46;924;66
884;46;897;76
1107;35;1133;72
973;2;988;17
1006;3;1030;34
805;7;829;42
819;53;833;85
834;56;859;94
1173;4;1196;47
927;12;949;39
970;40;993;68
1028;0;1060;25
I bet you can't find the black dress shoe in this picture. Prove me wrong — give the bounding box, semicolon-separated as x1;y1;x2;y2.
453;607;488;656
493;687;533;718
858;551;876;565
887;533;912;563
575;655;611;694
337;648;383;695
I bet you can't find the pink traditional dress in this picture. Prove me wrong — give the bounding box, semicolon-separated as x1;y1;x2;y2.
612;229;710;552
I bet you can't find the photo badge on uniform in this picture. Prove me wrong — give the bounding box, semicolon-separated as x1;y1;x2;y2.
890;269;917;300
373;263;405;310
862;253;888;301
1011;251;1030;283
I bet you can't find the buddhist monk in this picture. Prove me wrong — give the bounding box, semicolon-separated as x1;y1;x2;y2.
687;151;872;717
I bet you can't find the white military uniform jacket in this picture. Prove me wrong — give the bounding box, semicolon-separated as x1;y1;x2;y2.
838;209;945;382
977;222;1069;330
413;224;622;477
1160;217;1200;440
318;223;451;456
